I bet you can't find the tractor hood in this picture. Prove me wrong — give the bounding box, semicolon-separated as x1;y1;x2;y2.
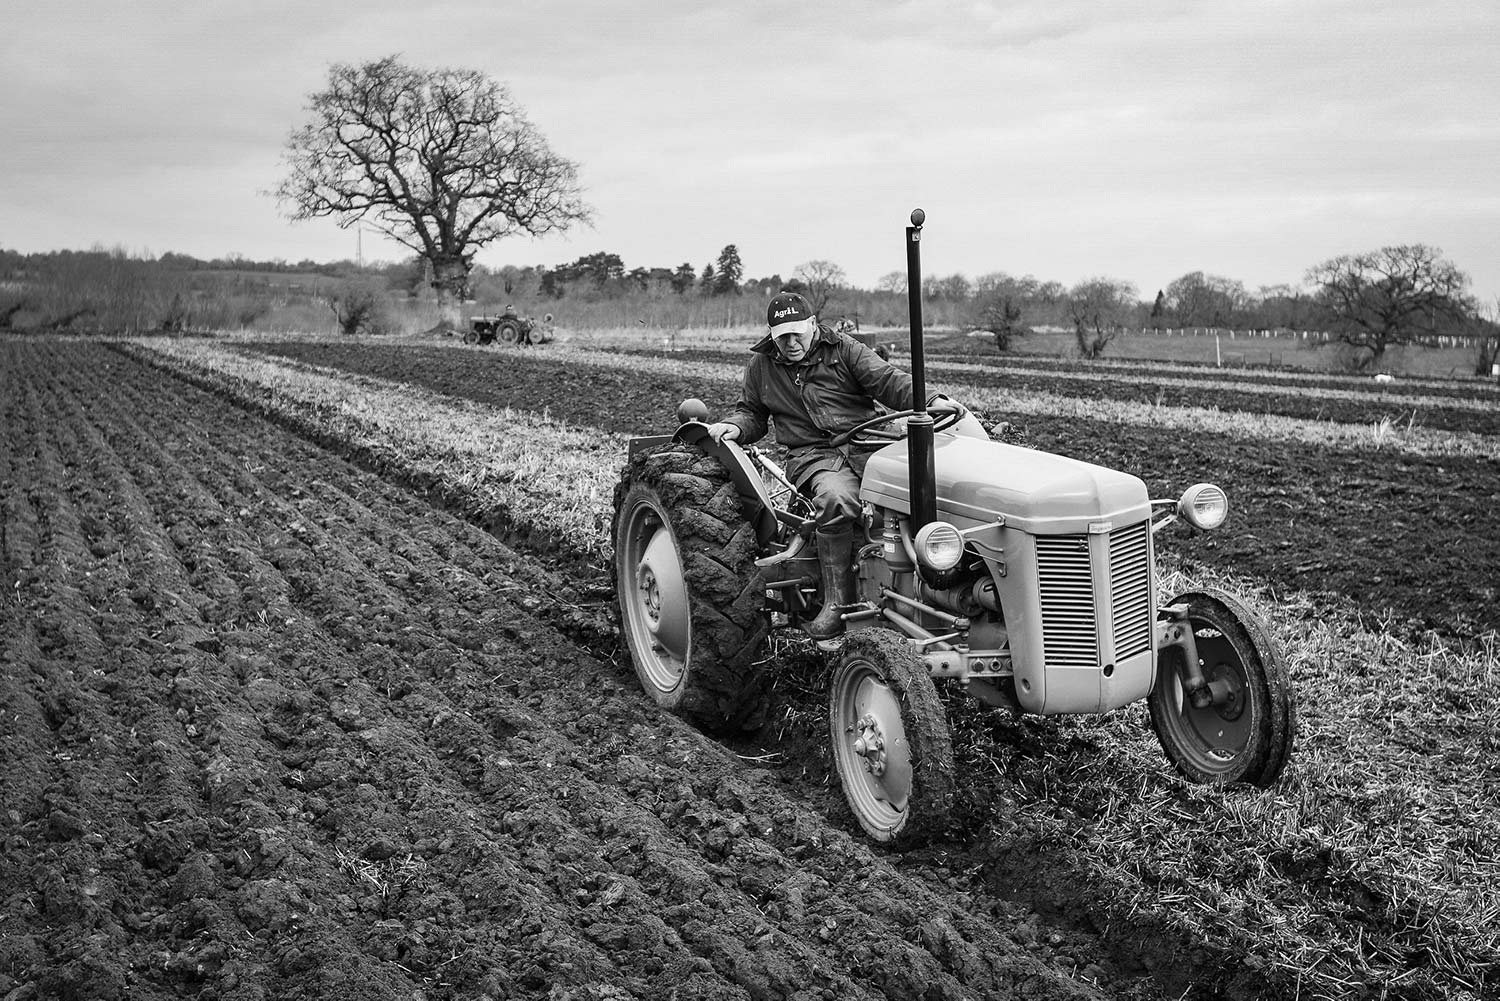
861;435;1151;534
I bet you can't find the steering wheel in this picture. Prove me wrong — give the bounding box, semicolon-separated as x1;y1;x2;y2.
830;404;965;448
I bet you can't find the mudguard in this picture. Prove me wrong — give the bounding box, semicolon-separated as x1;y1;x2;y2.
672;422;781;548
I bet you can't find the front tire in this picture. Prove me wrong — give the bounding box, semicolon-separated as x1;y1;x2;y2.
830;630;955;848
463;326;481;345
612;443;772;731
1150;588;1295;786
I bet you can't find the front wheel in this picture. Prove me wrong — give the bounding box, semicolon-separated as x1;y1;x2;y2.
463;326;481;345
830;630;955;849
611;443;772;731
1150;588;1295;786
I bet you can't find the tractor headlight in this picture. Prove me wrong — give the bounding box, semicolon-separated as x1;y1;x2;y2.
914;521;965;571
1178;483;1229;530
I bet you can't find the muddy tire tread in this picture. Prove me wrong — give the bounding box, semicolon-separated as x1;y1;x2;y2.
832;629;956;850
612;441;772;730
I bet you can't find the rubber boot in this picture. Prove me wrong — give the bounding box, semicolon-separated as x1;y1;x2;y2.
807;528;856;640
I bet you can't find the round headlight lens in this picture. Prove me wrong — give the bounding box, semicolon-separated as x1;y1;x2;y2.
1179;483;1229;530
914;521;965;571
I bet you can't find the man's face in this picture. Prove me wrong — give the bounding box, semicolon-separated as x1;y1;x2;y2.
773;321;815;362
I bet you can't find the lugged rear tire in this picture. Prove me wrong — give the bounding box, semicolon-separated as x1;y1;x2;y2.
612;441;773;731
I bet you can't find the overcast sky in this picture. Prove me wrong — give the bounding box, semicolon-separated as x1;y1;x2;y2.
4;0;1497;302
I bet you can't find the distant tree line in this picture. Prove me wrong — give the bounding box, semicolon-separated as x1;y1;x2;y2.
2;241;1494;374
530;244;752;299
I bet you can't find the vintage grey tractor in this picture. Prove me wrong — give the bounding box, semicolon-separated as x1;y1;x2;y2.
465;306;554;346
611;211;1296;848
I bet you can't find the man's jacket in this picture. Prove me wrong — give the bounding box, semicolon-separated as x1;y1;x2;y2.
723;323;915;480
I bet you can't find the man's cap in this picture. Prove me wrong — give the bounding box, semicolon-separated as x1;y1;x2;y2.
767;291;815;337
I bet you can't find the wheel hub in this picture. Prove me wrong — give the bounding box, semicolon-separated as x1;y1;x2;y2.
1205;662;1246;721
851;713;888;776
637;565;662;627
621;512;690;689
634;525;688;653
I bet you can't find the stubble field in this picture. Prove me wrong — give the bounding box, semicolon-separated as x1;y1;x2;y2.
2;331;1497;1001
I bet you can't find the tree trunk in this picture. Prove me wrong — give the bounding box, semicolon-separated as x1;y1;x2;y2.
430;255;471;332
1476;336;1500;377
0;299;28;329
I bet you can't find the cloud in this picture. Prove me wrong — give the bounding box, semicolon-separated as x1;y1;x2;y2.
2;0;1496;301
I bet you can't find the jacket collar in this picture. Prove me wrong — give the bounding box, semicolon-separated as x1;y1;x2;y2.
750;321;837;363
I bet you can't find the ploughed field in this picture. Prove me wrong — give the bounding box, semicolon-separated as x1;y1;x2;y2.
3;334;1497;1001
235;339;1500;639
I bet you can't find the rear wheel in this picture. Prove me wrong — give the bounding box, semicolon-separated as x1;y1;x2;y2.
1150;588;1295;786
830;629;954;848
612;442;772;730
498;320;521;344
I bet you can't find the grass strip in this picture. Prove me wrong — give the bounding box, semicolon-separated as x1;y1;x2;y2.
296;335;1498;461
949;360;1499;410
545;345;1500;460
596;339;1500;417
117;337;625;558
560;326;1500;400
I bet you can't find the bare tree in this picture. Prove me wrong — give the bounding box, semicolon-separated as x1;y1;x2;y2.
0;297;29;329
924;273;972;301
1165;271;1249;328
1472;297;1500;378
328;283;390;336
972;294;1029;352
876;271;907;295
275;56;591;326
1067;278;1138;359
1305;244;1473;367
792;260;847;315
1255;283;1311;330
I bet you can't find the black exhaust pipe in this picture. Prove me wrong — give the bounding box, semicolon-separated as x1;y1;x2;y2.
905;208;937;530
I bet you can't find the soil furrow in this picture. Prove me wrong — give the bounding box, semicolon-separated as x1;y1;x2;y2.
247;467;1114;999
87;358;597;996
140;388;1100;998
20;341;1138;998
2;347;217;997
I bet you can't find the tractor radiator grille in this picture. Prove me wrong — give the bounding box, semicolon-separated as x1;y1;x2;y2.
1109;522;1153;661
1035;534;1097;668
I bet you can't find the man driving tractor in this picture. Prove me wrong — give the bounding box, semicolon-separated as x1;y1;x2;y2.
706;290;962;639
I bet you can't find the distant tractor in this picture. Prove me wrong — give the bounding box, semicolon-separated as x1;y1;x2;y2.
466;306;554;346
836;316;893;361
